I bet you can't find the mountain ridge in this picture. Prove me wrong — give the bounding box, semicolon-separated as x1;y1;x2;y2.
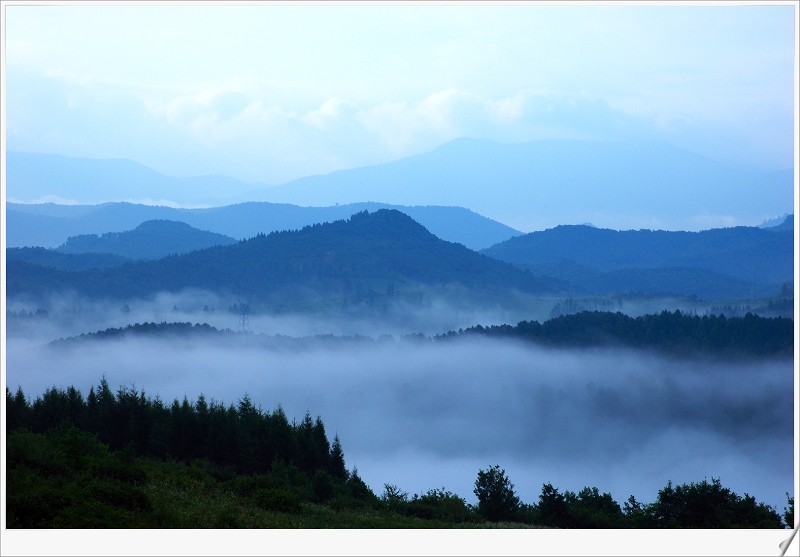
245;138;794;231
7;138;793;232
7;201;520;251
55;219;237;260
6;209;558;302
481;224;793;283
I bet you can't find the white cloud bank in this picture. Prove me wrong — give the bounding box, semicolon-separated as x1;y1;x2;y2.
4;5;795;184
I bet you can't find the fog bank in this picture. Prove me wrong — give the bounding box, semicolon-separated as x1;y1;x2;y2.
6;333;793;513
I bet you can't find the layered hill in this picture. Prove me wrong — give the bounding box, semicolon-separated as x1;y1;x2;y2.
6;248;132;272
5;151;258;205
6;210;558;301
245;138;794;232
7;201;520;252
8;139;794;234
55;220;237;260
482;224;794;299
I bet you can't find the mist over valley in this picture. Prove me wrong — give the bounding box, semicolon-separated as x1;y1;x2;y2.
4;5;797;544
5;204;795;533
6;310;794;515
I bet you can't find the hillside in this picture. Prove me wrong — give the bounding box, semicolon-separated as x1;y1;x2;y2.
6;209;558;301
6;247;132;271
481;224;793;298
55;220;237;260
7;201;520;251
518;260;761;300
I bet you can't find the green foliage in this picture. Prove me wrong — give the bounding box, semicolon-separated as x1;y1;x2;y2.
311;469;335;503
381;484;409;506
648;478;783;528
7;377;342;479
537;482;570;527
566;487;625;528
253;488;302;514
474;465;520;522
533;478;784;529
6;426;154;528
409;488;476;523
6;380;787;529
784;493;795;528
345;466;379;505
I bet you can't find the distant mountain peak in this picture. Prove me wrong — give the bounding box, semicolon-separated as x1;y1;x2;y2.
134;219;197;231
56;219;237;260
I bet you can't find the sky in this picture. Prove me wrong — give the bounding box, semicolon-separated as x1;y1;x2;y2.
3;4;797;187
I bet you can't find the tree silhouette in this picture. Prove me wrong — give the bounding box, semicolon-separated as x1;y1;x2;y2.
474;465;520;522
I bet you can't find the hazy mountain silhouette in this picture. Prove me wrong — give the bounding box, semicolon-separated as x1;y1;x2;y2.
244;138;793;231
763;214;794;232
7;201;520;251
5;151;259;205
7;209;558;301
55;220;237;260
8;139;793;233
481;224;793;299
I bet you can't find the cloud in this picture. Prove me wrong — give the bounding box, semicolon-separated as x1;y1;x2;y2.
5;61;792;188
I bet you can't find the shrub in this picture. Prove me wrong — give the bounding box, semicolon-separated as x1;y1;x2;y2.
253;488;302;514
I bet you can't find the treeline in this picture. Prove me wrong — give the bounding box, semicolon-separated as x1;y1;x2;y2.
49;309;794;359
6;378;346;479
52;322;225;344
6;381;793;528
49;321;379;351
470;465;789;529
438;310;793;358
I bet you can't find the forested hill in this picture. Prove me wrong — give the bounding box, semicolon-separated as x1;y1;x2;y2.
6;209;559;301
482;224;793;285
6;247;132;271
7;200;520;251
56;220;237;260
443;310;793;359
49;310;793;359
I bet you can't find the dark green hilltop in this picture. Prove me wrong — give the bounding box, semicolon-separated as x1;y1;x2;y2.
6;209;559;301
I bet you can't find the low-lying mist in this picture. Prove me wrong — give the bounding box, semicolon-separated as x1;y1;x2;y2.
6;288;747;344
6;314;793;514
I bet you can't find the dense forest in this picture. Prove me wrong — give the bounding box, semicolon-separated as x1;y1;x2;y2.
46;309;793;359
513;260;766;300
481;222;793;300
482;222;793;284
6;210;559;301
438;309;793;359
6;381;792;529
7;247;132;271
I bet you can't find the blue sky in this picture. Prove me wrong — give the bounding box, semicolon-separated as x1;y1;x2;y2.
4;4;797;185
